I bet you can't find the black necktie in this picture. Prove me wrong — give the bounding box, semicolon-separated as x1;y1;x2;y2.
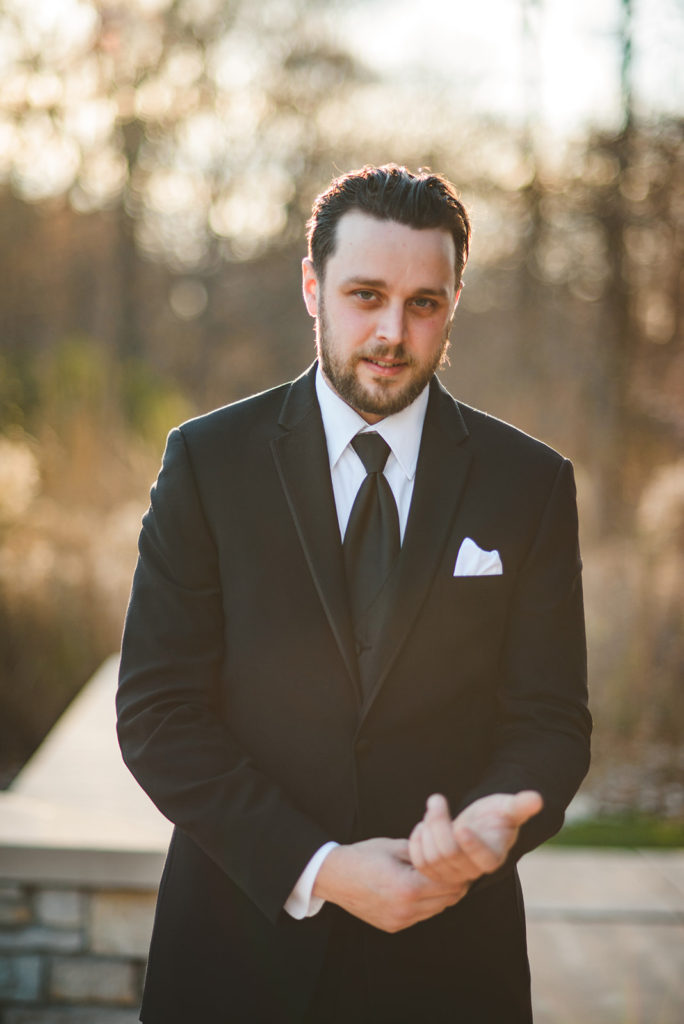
343;432;401;621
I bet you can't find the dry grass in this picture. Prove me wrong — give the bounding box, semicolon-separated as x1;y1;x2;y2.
0;342;177;782
579;460;684;817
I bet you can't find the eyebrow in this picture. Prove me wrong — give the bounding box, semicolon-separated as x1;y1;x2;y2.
341;276;450;298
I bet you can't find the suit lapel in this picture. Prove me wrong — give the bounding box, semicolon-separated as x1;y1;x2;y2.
271;365;360;697
359;377;473;718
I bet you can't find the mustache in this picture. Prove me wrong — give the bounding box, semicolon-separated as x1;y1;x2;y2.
356;344;413;363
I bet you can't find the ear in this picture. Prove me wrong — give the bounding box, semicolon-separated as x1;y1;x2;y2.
445;285;462;334
301;258;319;317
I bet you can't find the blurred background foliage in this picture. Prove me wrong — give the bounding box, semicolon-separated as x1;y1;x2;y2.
0;0;682;820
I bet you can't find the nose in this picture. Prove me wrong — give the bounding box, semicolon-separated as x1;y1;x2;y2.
376;301;406;344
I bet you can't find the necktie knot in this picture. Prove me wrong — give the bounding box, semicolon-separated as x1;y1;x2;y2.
351;432;391;475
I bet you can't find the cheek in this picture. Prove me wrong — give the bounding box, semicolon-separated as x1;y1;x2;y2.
335;311;375;343
412;321;449;353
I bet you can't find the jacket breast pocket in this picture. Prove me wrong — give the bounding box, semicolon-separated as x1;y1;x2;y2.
437;574;512;659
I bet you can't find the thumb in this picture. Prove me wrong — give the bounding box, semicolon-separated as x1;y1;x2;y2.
509;790;543;826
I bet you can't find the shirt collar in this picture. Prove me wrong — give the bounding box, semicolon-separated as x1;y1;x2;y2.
315;365;429;481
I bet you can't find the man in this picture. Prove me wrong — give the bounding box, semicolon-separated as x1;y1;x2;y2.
117;164;591;1023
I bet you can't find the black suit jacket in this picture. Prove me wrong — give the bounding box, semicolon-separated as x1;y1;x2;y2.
117;364;591;1023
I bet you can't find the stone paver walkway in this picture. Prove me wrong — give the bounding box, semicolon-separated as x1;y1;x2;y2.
519;848;684;1023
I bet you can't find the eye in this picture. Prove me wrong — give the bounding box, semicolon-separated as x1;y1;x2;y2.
411;296;438;311
353;289;377;302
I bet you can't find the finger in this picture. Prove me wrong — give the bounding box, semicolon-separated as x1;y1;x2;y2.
410;870;470;904
416;886;469;914
423;794;459;861
412;843;476;887
424;793;451;822
392;838;412;862
411;814;444;874
409;822;426;869
439;835;484;881
409;826;449;880
410;835;456;885
419;821;444;869
453;825;503;875
508;790;543;826
401;885;469;926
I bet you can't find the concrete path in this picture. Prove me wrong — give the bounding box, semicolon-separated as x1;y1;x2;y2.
519;849;684;1023
2;655;683;1023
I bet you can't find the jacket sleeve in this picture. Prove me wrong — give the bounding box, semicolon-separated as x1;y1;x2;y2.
116;427;330;924
456;456;591;876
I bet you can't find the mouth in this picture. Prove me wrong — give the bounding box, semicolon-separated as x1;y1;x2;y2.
361;356;408;376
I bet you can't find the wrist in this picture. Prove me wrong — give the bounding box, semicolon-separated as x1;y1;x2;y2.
312;843;349;904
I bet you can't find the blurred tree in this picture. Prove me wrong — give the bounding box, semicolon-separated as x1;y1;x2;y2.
0;0;369;781
0;0;365;357
0;0;682;789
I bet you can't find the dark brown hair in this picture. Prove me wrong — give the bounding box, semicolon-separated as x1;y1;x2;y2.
307;164;471;285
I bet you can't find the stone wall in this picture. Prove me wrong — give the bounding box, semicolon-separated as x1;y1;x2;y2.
0;657;170;1023
0;876;156;1023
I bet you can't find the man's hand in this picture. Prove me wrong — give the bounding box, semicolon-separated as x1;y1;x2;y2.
312;837;469;933
409;791;543;886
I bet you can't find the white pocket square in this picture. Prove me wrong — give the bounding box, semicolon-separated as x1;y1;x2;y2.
453;537;503;577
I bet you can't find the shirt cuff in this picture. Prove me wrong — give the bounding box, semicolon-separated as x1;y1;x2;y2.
283;841;339;920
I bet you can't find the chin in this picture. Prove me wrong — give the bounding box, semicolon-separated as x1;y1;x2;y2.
356;385;415;418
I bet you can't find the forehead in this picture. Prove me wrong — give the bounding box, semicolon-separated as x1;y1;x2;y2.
326;210;457;291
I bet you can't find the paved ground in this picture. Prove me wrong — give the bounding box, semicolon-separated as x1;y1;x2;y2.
520;848;684;1023
3;655;684;1023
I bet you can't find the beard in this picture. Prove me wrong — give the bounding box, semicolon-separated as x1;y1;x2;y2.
316;304;451;420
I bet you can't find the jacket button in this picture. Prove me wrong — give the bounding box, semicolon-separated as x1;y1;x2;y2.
356;738;371;755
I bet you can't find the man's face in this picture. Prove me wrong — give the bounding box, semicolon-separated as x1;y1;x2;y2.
302;211;461;424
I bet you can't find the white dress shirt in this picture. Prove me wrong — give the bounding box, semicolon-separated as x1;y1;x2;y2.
284;367;430;919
